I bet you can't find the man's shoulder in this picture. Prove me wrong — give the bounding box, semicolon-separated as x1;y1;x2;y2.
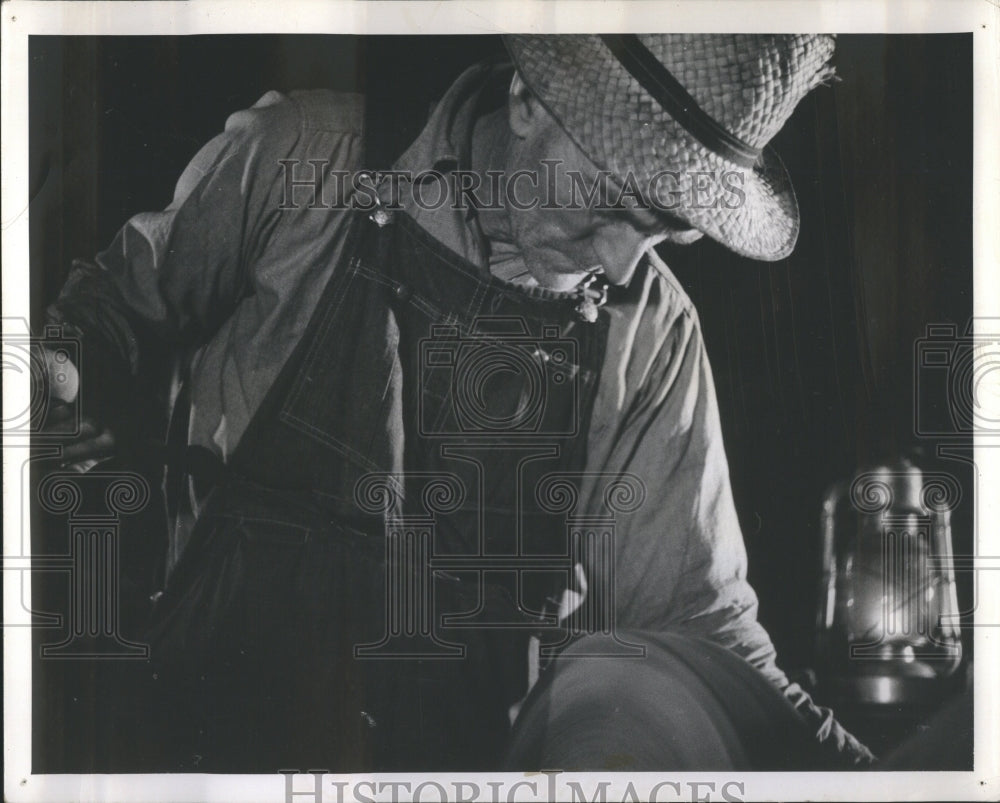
223;88;366;139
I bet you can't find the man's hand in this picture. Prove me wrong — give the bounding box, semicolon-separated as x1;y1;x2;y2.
41;346;117;472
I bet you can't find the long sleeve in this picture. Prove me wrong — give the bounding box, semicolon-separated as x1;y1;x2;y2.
49;90;299;370
46;89;365;456
586;252;875;766
45;89;366;575
649;308;873;766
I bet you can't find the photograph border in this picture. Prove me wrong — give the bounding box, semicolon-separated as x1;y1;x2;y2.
3;2;998;801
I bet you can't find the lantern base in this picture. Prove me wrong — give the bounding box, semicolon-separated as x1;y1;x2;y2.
831;674;950;705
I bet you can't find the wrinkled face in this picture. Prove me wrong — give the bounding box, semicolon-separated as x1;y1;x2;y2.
499;76;703;289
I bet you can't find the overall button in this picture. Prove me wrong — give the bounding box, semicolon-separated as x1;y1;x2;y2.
395;283;412;302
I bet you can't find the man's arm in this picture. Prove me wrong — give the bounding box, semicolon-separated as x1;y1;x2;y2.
41;110;253;465
44;89;364;464
595;260;874;766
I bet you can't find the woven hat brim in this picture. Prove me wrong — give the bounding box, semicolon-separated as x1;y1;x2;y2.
504;35;806;262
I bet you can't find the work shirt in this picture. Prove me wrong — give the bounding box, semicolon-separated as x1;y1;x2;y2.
48;62;873;764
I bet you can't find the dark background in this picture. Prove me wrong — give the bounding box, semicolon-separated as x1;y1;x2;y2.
27;34;975;768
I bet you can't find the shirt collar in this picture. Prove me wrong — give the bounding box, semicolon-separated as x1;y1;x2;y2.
393;61;512;175
381;62;512;273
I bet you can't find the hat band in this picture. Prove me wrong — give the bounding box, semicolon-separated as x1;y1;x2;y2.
599;34;763;169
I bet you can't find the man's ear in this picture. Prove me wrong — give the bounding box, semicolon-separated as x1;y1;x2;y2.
507;72;547;139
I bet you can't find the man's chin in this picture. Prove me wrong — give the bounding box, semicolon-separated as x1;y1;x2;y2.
602;262;639;287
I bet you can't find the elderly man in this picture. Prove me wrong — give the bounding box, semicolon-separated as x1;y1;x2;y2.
44;34;873;770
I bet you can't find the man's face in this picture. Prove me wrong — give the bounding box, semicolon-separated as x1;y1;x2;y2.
500;83;703;289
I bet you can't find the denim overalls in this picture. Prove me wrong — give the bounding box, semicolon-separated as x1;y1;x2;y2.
144;208;609;771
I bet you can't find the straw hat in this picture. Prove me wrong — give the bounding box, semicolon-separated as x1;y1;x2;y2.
503;34;836;261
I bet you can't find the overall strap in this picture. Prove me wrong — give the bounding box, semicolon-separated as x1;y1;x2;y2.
226;208;375;480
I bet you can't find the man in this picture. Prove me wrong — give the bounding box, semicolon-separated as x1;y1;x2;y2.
44;34;873;770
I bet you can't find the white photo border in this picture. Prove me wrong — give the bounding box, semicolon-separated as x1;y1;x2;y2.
3;2;998;801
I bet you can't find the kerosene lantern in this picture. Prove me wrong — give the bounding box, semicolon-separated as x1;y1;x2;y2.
816;459;962;706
